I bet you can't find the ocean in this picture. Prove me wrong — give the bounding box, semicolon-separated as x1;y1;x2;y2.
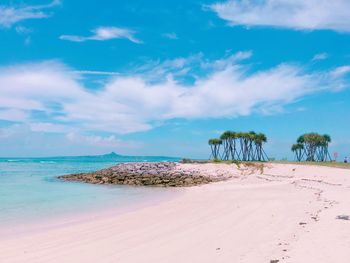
0;154;180;225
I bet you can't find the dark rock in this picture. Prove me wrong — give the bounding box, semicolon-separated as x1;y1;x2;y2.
58;162;225;187
336;215;350;220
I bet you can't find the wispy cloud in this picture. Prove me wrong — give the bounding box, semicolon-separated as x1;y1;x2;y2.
66;132;143;149
0;124;142;156
209;0;350;32
0;54;348;136
30;122;67;133
72;70;120;76
0;0;60;28
15;26;32;34
331;66;350;78
60;27;142;44
312;53;329;61
163;32;178;40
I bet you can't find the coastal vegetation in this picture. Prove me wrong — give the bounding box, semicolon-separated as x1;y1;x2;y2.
291;133;332;162
272;160;350;170
208;131;268;162
208;139;222;160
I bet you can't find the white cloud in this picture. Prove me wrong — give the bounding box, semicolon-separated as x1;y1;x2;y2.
200;51;252;70
15;26;32;34
0;124;142;156
163;32;178;39
0;54;348;136
0;0;60;28
0;125;20;138
132;52;253;84
330;66;350;77
0;109;28;122
312;53;328;61
72;70;120;76
30;122;67;133
66;132;143;149
210;0;350;32
60;27;142;44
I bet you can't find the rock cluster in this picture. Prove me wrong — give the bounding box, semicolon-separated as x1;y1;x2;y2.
59;162;230;187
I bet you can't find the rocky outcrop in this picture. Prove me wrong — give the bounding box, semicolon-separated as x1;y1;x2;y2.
58;162;232;187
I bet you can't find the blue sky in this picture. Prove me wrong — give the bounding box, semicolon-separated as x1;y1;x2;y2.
1;0;350;159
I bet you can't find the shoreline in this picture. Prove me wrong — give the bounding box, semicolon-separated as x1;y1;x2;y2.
0;185;182;240
1;163;350;262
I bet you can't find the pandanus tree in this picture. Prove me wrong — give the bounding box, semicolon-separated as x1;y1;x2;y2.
304;133;322;161
254;133;268;161
292;133;332;162
291;143;304;161
241;132;253;161
318;134;332;161
220;131;231;161
209;131;268;162
208;138;222;160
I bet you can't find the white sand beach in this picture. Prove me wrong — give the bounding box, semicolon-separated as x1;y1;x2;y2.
1;163;350;263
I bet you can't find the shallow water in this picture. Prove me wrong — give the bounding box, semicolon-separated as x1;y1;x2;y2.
0;155;179;225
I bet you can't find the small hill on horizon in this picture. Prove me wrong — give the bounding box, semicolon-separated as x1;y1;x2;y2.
98;152;122;157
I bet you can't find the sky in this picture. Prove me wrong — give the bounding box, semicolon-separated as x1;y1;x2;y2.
1;0;350;159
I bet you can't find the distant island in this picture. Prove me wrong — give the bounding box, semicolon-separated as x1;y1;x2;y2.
94;152;122;158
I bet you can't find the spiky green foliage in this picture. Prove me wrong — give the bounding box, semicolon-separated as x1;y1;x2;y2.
208;138;222;160
208;138;222;145
291;143;304;161
292;133;332;162
291;143;303;151
208;131;268;161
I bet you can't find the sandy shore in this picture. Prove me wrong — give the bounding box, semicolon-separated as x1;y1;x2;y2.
1;163;350;263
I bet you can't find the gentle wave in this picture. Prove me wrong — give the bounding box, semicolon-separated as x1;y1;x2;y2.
0;154;180;225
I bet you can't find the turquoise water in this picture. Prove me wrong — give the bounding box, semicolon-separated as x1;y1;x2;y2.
0;155;180;225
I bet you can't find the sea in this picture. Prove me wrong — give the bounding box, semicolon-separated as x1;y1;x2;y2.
0;154;180;226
